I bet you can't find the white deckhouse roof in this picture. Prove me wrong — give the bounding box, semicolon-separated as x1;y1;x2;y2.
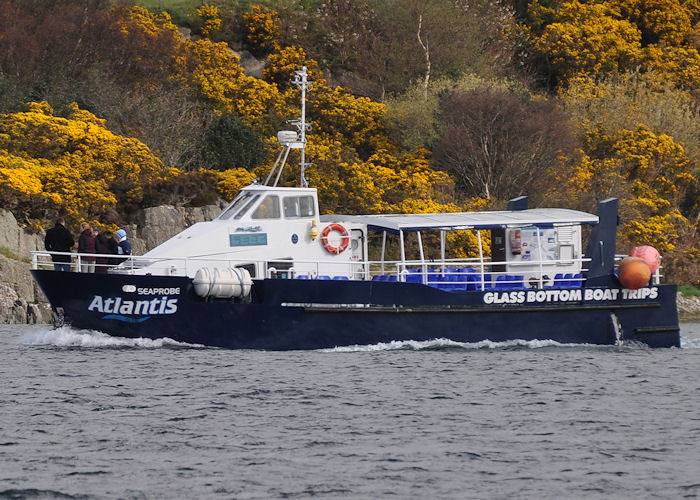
321;209;598;233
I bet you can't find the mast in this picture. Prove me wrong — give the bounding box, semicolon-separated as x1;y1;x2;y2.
263;66;313;187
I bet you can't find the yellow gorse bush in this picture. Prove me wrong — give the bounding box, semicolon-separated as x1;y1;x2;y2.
197;4;222;37
243;5;281;55
0;101;171;221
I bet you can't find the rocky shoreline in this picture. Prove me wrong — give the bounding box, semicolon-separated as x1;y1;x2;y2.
1;207;699;325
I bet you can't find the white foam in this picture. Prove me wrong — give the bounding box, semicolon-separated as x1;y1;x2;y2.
680;336;700;349
321;337;593;352
20;326;204;349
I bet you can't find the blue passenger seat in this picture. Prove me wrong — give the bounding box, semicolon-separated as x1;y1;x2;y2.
405;269;423;283
553;273;564;287
563;273;573;288
477;273;493;290
457;268;478;291
511;275;525;289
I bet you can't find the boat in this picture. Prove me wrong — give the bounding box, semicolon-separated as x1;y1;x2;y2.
30;67;680;349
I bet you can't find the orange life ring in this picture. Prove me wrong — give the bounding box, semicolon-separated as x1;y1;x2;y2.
320;223;350;254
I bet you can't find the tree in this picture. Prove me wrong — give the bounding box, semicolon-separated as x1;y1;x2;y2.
561;71;700;170
202;112;268;171
432;87;577;201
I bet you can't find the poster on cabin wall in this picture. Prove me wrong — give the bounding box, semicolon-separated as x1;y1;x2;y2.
516;226;558;263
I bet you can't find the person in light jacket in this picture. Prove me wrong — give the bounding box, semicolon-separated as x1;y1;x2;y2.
116;229;132;264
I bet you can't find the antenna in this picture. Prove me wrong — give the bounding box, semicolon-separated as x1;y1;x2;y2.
263;66;313;187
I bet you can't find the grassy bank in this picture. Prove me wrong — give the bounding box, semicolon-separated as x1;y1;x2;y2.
679;285;700;297
137;0;203;9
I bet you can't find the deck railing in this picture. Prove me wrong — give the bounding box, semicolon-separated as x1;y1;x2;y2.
31;250;598;291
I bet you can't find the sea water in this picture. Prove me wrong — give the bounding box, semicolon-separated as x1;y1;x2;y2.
1;323;700;499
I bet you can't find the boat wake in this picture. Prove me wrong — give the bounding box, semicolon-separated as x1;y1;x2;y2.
20;326;206;349
680;336;700;349
321;338;597;352
325;335;700;352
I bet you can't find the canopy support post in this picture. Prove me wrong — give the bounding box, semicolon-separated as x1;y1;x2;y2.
440;230;446;273
536;227;544;288
381;231;387;275
399;230;406;277
477;230;485;291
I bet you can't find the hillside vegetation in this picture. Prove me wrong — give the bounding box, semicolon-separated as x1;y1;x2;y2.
0;0;698;283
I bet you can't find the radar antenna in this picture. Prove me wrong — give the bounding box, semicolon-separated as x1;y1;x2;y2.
264;66;313;187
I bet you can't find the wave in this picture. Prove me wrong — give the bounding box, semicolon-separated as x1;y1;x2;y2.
680;336;700;349
326;335;700;352
20;326;205;349
19;327;699;351
321;337;599;352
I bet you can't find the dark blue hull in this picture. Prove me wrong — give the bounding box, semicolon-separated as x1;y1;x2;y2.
30;270;681;349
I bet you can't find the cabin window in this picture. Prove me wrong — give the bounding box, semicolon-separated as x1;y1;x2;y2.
219;192;258;220
283;196;316;218
233;194;260;220
252;195;280;219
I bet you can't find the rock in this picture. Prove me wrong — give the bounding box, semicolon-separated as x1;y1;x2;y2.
0;254;37;302
37;303;54;324
0;210;55;323
27;303;41;324
188;205;221;225
235;49;265;79
135;205;186;250
0;209;19;253
134;204;220;251
0;283;26;324
0;209;45;259
677;294;700;318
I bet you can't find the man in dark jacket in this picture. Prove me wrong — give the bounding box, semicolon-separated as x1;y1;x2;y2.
44;217;74;271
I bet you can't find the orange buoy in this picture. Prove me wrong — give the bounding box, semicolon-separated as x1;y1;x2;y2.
628;245;661;273
618;257;651;290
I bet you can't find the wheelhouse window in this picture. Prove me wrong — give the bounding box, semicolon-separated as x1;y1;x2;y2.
219;192;259;220
234;194;260;220
252;195;281;219
283;196;316;218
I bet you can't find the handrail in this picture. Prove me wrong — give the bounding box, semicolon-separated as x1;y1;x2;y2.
30;250;610;288
31;251;592;272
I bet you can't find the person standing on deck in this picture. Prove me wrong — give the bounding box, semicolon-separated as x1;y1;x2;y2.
95;230;118;272
44;217;74;271
77;223;96;273
115;229;132;264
